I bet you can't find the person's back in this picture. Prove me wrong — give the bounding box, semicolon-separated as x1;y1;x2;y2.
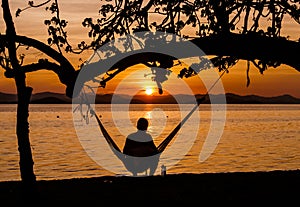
123;118;159;176
123;130;157;157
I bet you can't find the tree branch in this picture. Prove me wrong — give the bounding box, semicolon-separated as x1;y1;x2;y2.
104;33;300;74
191;33;300;72
78;32;299;90
0;34;78;97
21;60;60;73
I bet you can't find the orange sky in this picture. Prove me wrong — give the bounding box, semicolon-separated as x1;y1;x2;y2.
0;1;299;97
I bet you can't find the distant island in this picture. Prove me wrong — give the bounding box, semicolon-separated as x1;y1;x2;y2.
0;91;300;104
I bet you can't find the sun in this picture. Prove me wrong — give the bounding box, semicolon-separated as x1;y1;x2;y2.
145;88;154;95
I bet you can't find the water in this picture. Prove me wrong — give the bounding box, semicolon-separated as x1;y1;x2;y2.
0;104;299;181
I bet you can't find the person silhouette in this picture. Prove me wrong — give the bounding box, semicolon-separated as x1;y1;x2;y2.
123;118;159;176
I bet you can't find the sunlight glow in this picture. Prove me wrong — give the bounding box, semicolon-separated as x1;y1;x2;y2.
145;87;154;95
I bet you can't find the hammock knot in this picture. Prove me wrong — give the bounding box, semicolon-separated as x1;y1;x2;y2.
197;96;206;105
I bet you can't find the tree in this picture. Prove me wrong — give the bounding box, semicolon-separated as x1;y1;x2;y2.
1;0;299;195
1;0;77;196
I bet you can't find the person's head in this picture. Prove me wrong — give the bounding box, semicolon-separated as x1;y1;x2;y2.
137;118;149;131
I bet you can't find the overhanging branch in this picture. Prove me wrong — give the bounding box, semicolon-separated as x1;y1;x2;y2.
97;33;300;75
79;32;300;90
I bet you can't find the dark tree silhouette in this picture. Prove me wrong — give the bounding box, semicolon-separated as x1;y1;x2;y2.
1;0;299;195
1;0;77;196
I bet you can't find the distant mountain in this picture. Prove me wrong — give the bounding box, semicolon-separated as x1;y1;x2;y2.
224;93;300;104
0;92;17;103
30;92;72;104
126;93;300;104
0;92;299;104
0;92;71;104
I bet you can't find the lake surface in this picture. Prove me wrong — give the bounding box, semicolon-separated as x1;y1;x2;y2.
0;104;300;181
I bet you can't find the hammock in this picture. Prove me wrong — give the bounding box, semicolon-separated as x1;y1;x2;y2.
89;96;205;175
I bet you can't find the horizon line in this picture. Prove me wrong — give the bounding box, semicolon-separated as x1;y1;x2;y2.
1;91;300;99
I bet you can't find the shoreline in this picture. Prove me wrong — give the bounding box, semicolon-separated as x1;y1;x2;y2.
1;169;299;206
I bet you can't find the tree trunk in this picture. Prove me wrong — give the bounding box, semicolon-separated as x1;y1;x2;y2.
15;72;36;195
2;0;37;194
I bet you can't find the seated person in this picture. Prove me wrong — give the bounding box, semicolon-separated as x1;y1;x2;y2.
123;118;159;176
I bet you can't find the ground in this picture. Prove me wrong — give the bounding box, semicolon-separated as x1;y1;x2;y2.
1;170;299;207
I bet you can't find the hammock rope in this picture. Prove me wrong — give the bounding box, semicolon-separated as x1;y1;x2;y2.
90;109;122;154
156;97;204;153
